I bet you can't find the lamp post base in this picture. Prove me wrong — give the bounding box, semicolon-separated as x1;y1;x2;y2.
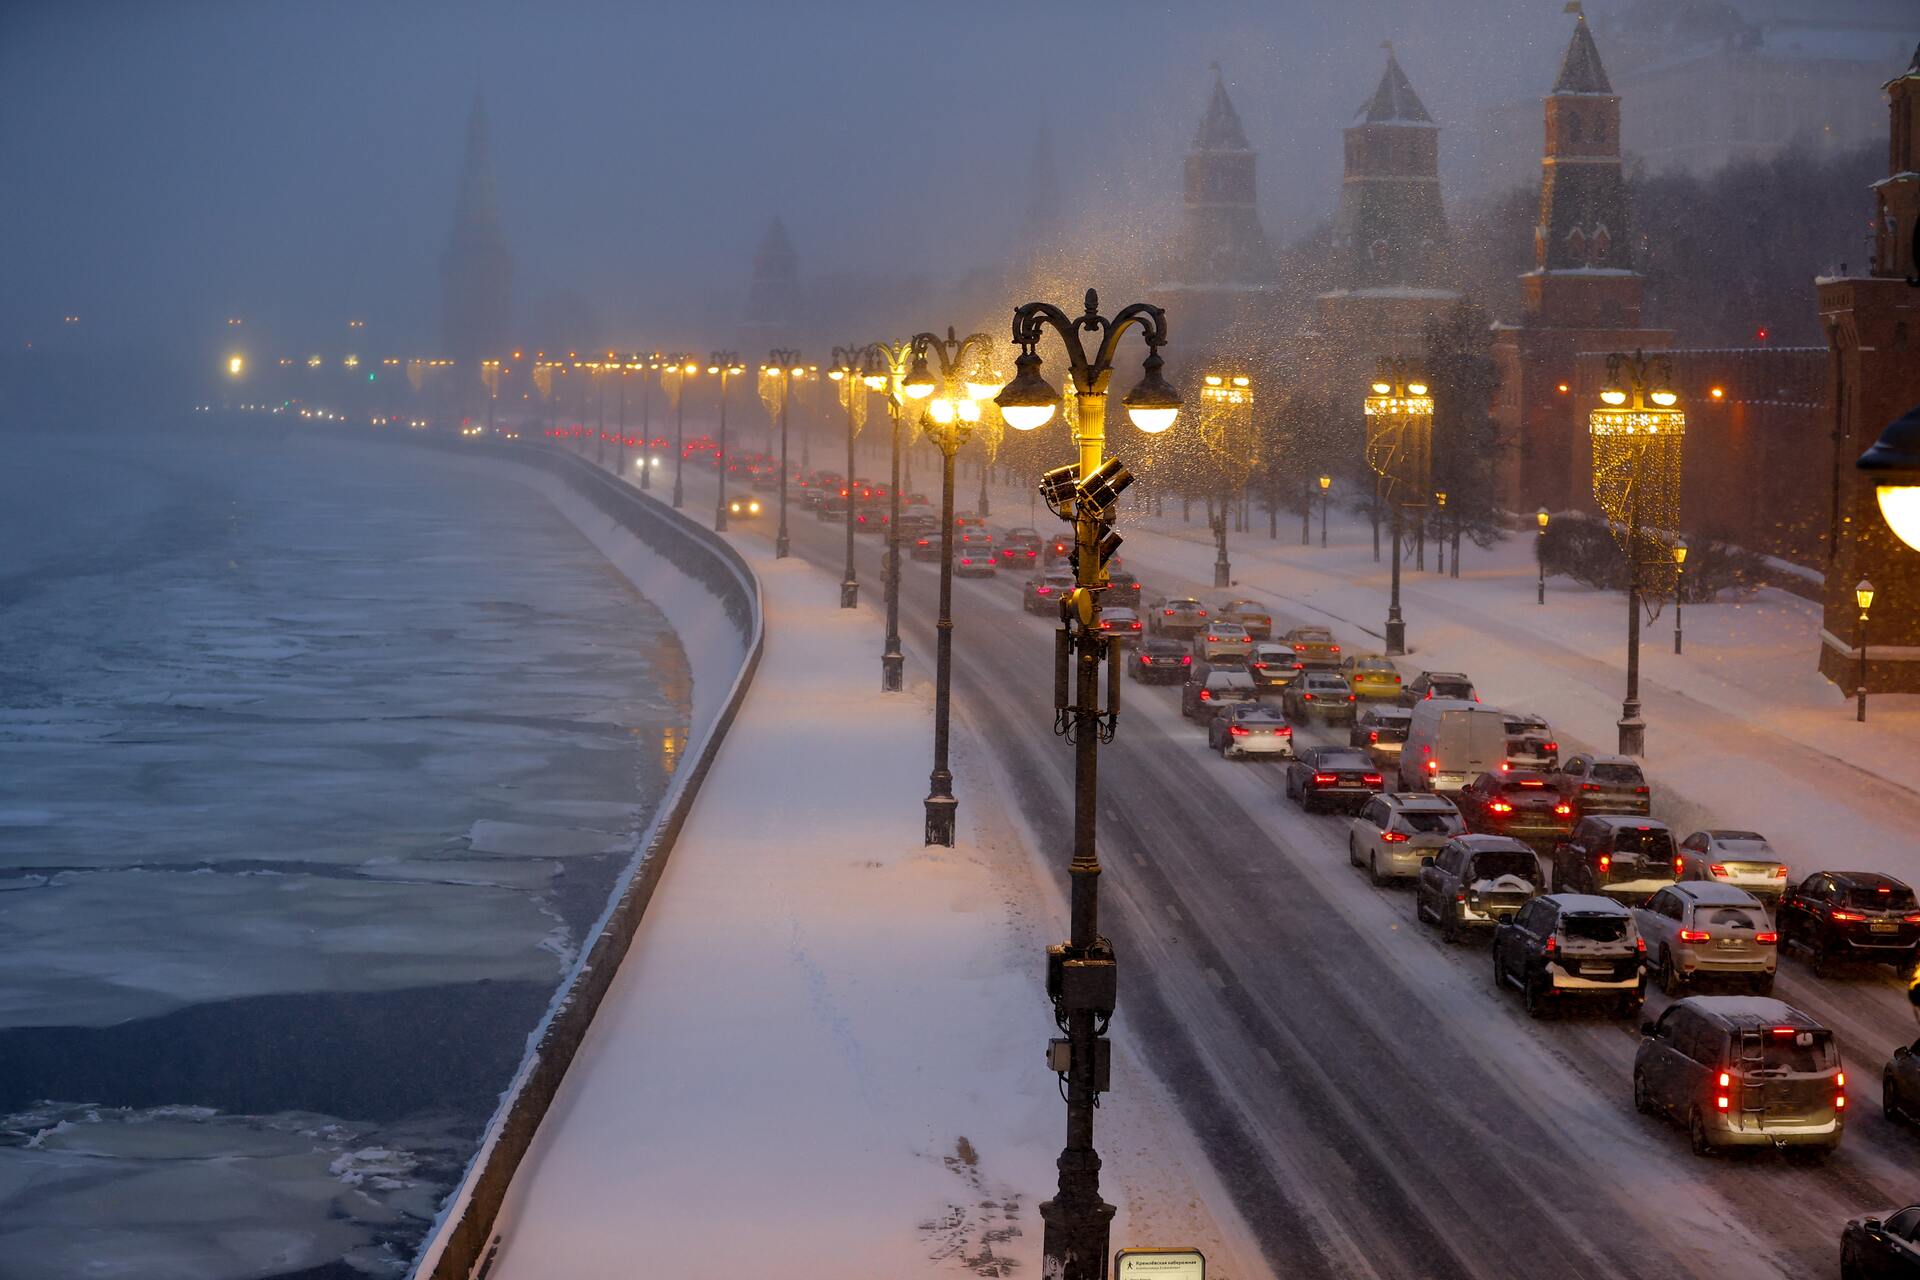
776;533;791;559
841;578;859;609
882;648;904;693
924;793;956;848
1039;1184;1116;1280
1385;617;1405;657
1617;714;1645;757
1213;558;1230;589
1857;688;1867;723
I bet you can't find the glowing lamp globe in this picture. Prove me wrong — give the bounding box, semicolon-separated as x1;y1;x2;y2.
994;351;1060;431
1857;402;1920;553
1121;353;1181;435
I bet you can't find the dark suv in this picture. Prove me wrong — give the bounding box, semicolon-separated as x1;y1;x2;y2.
1456;770;1575;849
1493;893;1645;1019
1129;637;1191;685
1415;834;1542;943
1399;670;1476;707
1553;752;1651;817
1776;871;1920;975
1633;996;1843;1159
1550;816;1680;905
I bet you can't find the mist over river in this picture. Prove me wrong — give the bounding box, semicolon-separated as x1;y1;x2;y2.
0;426;691;1280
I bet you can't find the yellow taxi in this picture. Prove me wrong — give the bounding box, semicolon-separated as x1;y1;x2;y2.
1342;653;1403;700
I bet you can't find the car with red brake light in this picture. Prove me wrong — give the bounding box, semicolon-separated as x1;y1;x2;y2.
1676;830;1790;902
1549;815;1680;905
1503;713;1558;771
1192;621;1253;662
997;529;1041;568
1552;752;1651;817
1351;792;1465;885
1097;607;1143;644
1633;997;1843;1158
1398;670;1476;706
1350;704;1412;768
1456;770;1576;849
1414;833;1541;939
1493;893;1646;1019
1246;642;1298;694
1282;671;1357;726
909;530;941;561
1281;625;1341;671
1130;638;1190;684
1105;566;1143;605
1776;871;1920;974
1284;746;1383;814
1023;571;1074;613
1150;597;1209;639
1181;664;1258;720
954;544;997;577
1633;882;1778;995
1208;702;1294;760
1341;653;1402;700
1215;599;1273;640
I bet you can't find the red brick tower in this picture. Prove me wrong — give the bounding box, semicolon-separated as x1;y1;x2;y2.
1490;7;1669;513
1816;44;1920;694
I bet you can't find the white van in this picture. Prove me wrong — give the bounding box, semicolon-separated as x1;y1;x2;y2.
1399;698;1509;793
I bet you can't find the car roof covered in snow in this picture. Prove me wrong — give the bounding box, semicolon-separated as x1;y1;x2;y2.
1544;892;1629;914
1670;882;1767;906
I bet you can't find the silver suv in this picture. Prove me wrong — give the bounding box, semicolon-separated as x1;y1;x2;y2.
1633;882;1778;996
1349;792;1463;885
1634;996;1843;1159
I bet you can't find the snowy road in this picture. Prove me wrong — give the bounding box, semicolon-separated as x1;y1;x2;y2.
664;457;1918;1280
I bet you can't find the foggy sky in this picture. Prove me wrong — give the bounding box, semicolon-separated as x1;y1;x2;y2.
5;0;1641;356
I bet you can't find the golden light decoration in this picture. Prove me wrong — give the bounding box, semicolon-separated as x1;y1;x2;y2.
343;354;360;369
1363;358;1434;506
1588;350;1685;602
1197;369;1259;501
406;358;426;392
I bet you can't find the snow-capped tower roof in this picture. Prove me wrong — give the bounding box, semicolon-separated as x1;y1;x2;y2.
1552;3;1614;95
1194;65;1252;151
753;217;796;274
1357;46;1433;125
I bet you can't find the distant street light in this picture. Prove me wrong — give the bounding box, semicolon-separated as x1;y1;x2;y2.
997;288;1178;1280
1319;473;1332;547
905;327;1001;848
866;340;917;690
1363;359;1433;655
1536;507;1550;605
1672;540;1688;655
665;355;698;509
1857;402;1920;552
828;346;884;601
226;354;245;378
709;353;746;532
765;350;805;560
1856;578;1875;722
1588;349;1685;756
1199;371;1253;588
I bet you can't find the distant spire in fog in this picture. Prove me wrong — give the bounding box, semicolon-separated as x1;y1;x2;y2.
441;91;513;366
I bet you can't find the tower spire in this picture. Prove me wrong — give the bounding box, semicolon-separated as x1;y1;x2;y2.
1162;65;1270;290
1553;3;1614;94
1024;119;1061;237
440;90;513;368
1359;46;1433;124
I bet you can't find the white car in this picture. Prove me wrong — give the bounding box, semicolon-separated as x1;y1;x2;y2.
1349;792;1465;885
1191;621;1253;661
1632;881;1777;995
1676;829;1790;902
1206;702;1294;760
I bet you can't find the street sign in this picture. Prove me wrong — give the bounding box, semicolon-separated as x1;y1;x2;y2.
1114;1247;1205;1280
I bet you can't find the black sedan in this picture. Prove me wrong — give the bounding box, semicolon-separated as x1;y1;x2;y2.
1777;870;1920;975
1283;747;1384;815
1841;1205;1920;1277
1455;770;1576;850
1130;639;1191;684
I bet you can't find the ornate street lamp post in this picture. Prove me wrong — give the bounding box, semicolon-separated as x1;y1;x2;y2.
868;340;918;690
665;355;697;509
635;353;660;491
1364;360;1432;656
902;328;1002;847
1199;371;1253;589
710;353;746;532
995;289;1180;1280
1855;578;1875;722
764;349;804;559
1536;507;1550;605
828;345;885;604
1672;540;1688;654
1588;349;1685;757
1434;489;1448;573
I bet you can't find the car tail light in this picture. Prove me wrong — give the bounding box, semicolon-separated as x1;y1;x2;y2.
960;557;972;565
1348;694;1357;702
1035;585;1050;594
1277;725;1292;736
1771;1026;1798;1036
1301;693;1314;701
1489;800;1515;814
1229;725;1250;737
1837;1072;1846;1088
1719;1071;1732;1087
1905;913;1920;924
1678;929;1710;942
1636;936;1647;953
1426;759;1438;773
1363;774;1382;785
1163;609;1174;616
1634;786;1650;794
1381;830;1409;842
1773;866;1789;878
1708;863;1728;877
1598;854;1611;871
1755;931;1778;945
1331;645;1341;653
1830;908;1865;922
1250;662;1267;670
1197;610;1208;617
1581;782;1600;791
1198;689;1211;701
1368;730;1379;743
1207;635;1219;642
1131;622;1142;630
1294;644;1306;651
1836;1093;1847;1110
1292;662;1305;671
1543;935;1556;954
1553;802;1573;816
1139;656;1152;665
1716;1094;1730;1111
1312;773;1338;786
1181;655;1192;666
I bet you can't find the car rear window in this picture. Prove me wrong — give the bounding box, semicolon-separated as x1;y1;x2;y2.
1842;883;1917;909
1590;762;1644;784
1561;912;1627;942
1757;1030;1837;1073
1695;906;1764;931
1401;811;1455;834
1469;850;1538;881
1612;828;1673;857
1371;723;1410;743
1431;680;1472;697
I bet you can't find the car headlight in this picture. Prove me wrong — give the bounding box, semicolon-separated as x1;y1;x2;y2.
749;501;761;514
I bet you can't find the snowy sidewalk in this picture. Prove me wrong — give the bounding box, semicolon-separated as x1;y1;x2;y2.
483;536;1261;1277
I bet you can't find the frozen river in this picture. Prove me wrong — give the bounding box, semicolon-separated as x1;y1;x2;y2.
0;427;692;1279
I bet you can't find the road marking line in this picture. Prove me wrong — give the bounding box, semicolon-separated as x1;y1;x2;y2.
1205;966;1226;989
1166;903;1183;922
1258;1047;1279;1072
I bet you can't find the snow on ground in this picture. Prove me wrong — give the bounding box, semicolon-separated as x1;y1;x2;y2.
483;537;1267;1278
937;449;1920;891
